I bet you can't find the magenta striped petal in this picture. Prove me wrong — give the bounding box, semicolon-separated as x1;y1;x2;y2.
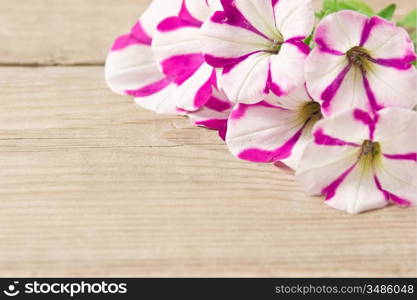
204;94;233;112
105;0;182;115
315;36;345;56
353;109;377;140
194;69;217;108
314;129;360;147
322;164;357;200
383;153;417;161
238;128;303;162
111;22;152;51
297;108;416;214
374;55;416;70
188;89;233;140
320;64;352;113
226;91;315;168
126;77;172;97
178;0;204;26
307;11;417;117
161;54;205;84
374;176;412;207
201;0;313;103
152;0;220;111
361;16;416;67
219;0;273;40
273;0;314;40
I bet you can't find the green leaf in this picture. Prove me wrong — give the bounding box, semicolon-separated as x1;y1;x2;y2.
377;4;396;20
323;0;338;11
318;0;374;19
397;9;417;28
304;33;313;47
315;9;329;19
337;0;374;16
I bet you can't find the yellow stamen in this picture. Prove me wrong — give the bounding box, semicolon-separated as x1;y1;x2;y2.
358;140;381;172
346;46;374;72
298;101;323;130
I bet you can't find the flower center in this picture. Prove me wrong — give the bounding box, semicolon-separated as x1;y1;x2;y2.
268;32;284;54
298;101;323;129
358;140;381;171
347;46;373;72
271;39;283;54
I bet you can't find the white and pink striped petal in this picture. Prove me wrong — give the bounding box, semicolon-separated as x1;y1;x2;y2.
296;108;416;214
306;10;417;117
274;0;315;41
201;0;314;103
226;86;322;169
189;89;233;140
152;0;219;111
105;0;182;115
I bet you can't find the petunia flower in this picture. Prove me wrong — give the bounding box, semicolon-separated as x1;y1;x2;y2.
188;89;233;140
296;108;416;214
226;86;322;169
201;0;314;104
306;10;417;117
105;0;183;115
152;0;222;112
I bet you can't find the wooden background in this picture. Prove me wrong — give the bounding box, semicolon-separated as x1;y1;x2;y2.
0;0;415;277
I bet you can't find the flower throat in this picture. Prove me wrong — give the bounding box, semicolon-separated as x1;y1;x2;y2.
299;101;323;130
359;140;381;171
347;46;374;73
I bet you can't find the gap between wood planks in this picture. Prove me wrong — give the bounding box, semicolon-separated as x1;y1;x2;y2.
0;62;104;67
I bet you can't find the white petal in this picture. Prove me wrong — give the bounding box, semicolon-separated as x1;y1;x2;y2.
305;48;347;98
375;157;416;205
270;42;309;96
314;10;367;53
311;108;370;145
274;0;314;40
188;88;233;138
281;129;312;170
135;84;180;115
362;16;416;61
365;64;417;111
105;44;164;95
153;26;202;63
140;0;183;36
221;52;271;104
174;63;216;111
227;0;277;38
374;108;417;155
323;66;371;116
305;48;370;116
295;139;359;196
184;0;211;22
206;0;222;11
201;11;271;66
325;165;388;214
373;108;417;205
226;101;304;163
105;0;182;113
268;85;312;110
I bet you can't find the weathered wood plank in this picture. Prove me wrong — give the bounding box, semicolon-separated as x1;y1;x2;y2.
0;0;415;65
0;67;415;277
0;0;151;65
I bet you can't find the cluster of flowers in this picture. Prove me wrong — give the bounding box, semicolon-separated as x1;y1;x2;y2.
105;0;416;214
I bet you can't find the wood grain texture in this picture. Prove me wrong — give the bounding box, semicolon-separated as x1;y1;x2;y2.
0;67;415;277
0;0;414;65
0;0;151;65
0;0;416;277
